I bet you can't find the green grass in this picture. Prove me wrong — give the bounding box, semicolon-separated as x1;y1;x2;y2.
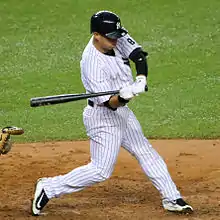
0;0;219;142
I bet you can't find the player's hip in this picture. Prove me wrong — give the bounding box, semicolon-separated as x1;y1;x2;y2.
83;105;131;128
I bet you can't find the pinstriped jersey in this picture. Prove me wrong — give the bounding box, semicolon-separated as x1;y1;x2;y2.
80;33;141;104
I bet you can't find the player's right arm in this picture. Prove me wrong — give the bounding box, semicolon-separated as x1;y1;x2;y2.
107;87;133;109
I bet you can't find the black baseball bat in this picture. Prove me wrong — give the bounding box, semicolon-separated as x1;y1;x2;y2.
30;90;119;107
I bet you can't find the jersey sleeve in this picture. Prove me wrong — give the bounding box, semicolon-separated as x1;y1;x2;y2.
116;33;141;58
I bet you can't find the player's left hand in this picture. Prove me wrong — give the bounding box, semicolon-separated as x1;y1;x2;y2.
131;75;147;95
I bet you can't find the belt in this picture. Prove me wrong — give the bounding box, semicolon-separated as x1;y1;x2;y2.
88;100;104;107
88;100;95;107
88;99;118;111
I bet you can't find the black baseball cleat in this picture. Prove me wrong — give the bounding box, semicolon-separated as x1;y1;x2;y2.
32;178;49;216
162;198;193;214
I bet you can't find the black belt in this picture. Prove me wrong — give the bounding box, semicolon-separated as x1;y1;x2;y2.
88;99;117;111
88;99;94;107
88;100;105;107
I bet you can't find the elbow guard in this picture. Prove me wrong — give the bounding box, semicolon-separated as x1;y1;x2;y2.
129;48;148;76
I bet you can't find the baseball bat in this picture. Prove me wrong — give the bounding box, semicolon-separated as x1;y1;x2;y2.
30;90;119;107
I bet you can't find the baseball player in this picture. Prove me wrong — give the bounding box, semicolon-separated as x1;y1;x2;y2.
32;11;193;216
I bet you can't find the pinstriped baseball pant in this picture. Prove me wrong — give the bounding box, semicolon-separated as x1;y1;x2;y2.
42;105;181;201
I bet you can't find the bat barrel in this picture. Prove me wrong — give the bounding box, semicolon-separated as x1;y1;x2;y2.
30;90;119;107
30;95;75;107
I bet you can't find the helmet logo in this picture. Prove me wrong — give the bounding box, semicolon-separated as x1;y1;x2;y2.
116;22;121;29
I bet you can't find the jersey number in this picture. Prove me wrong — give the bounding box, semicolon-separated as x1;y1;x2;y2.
127;38;135;45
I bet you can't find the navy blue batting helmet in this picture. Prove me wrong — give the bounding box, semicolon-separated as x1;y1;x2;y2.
90;11;128;39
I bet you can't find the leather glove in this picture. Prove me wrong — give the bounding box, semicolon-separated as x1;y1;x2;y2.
131;75;147;95
0;126;24;155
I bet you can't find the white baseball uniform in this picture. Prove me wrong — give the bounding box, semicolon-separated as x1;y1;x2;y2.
41;34;181;202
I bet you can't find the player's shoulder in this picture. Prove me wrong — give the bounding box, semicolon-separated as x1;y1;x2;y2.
116;33;142;58
117;33;141;48
82;47;104;66
82;37;93;56
118;33;135;42
81;44;105;71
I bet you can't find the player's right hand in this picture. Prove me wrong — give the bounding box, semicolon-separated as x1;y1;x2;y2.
119;85;134;100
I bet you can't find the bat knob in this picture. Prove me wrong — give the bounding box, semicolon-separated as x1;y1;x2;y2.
145;85;148;92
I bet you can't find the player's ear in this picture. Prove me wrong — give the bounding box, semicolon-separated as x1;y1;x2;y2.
93;32;101;41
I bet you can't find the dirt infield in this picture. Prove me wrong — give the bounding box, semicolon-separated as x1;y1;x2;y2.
0;140;219;220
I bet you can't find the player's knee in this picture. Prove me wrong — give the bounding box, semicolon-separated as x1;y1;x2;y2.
88;162;113;182
94;168;113;182
94;169;112;182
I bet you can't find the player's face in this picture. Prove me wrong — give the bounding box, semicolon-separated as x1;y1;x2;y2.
94;33;118;52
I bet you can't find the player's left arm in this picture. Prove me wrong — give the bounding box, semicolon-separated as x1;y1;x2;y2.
129;47;148;94
117;33;148;77
129;47;148;78
117;34;148;94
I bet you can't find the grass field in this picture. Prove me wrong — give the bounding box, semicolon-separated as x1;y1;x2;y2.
0;0;219;142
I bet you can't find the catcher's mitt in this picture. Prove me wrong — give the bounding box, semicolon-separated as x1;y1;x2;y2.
0;126;24;155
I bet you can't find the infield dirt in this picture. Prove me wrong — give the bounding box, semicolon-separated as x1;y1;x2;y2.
0;140;219;220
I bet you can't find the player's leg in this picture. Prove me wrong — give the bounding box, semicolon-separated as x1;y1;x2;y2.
32;107;123;215
41;132;122;197
121;109;193;213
